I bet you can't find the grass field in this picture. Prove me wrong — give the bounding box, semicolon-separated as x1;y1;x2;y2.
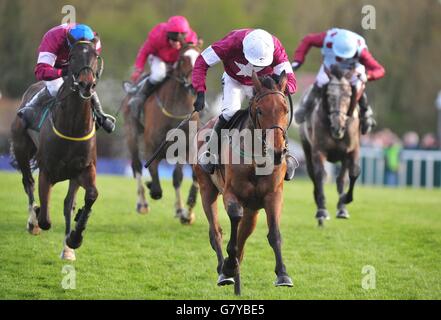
0;171;440;300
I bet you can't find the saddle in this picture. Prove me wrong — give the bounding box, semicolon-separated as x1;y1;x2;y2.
18;96;55;132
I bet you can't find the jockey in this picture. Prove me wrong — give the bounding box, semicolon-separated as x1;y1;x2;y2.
192;28;298;180
129;16;198;114
292;28;385;134
18;23;116;133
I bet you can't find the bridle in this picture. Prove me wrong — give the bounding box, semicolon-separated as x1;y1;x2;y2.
65;41;104;100
169;45;199;94
326;82;352;123
249;90;290;155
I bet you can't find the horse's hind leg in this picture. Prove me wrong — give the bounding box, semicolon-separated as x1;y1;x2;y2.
37;170;53;231
126;121;149;214
66;166;98;250
11;127;40;235
311;152;329;226
185;168;199;225
336;161;350;219
341;151;361;206
173;164;186;219
176;165;198;225
147;159;163;200
61;180;79;261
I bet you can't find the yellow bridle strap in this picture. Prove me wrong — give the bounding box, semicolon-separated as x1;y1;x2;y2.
52;124;96;142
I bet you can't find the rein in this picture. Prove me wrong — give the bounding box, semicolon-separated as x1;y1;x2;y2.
50;41;100;142
246;90;289;157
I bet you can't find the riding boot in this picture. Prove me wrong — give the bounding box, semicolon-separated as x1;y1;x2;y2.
128;79;156;119
294;83;322;124
359;92;376;135
198;115;228;174
17;88;53;129
92;92;116;133
284;153;299;181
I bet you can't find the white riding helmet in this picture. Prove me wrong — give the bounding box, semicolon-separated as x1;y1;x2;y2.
242;29;274;67
332;30;358;59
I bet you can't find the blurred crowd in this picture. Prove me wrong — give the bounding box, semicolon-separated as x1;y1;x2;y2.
361;129;440;186
361;129;439;150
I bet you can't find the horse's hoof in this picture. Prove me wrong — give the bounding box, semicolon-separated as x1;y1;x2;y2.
136;203;149;215
315;209;330;220
60;245;76;261
217;274;235;286
336;209;350;219
150;191;162;200
38;219;52;231
275;275;293;287
180;210;195;225
66;231;83;250
175;208;185;218
27;222;41;235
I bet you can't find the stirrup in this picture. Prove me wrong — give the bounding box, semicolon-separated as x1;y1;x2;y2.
285;154;299;181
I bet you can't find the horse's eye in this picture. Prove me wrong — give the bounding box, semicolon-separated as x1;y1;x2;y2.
257;108;263;116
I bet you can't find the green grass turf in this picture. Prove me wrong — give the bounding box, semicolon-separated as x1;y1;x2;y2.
0;171;440;300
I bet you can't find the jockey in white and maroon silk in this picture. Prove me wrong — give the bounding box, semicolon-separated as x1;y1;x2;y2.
292;28;386;134
192;28;298;180
128;16;199;114
18;23;116;133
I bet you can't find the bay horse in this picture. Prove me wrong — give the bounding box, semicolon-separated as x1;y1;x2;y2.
299;65;361;226
10;39;102;261
122;44;200;224
194;71;293;295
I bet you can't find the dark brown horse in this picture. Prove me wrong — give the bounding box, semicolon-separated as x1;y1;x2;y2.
122;44;200;224
299;66;361;226
10;40;102;261
194;71;293;295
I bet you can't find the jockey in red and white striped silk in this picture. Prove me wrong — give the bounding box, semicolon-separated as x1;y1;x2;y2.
128;16;199;114
192;28;298;180
292;28;386;134
18;23;115;133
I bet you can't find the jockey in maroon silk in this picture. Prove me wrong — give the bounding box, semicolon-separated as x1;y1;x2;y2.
18;23;115;133
192;28;298;180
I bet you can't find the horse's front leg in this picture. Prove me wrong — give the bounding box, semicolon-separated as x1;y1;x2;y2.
221;191;243;295
311;151;329;226
336;160;350;219
147;159;163;200
342;151;361;206
37;170;53;230
66;166;98;250
264;192;293;287
61;179;79;261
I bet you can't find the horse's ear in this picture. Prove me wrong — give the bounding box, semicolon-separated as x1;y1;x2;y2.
278;70;288;93
252;70;262;92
